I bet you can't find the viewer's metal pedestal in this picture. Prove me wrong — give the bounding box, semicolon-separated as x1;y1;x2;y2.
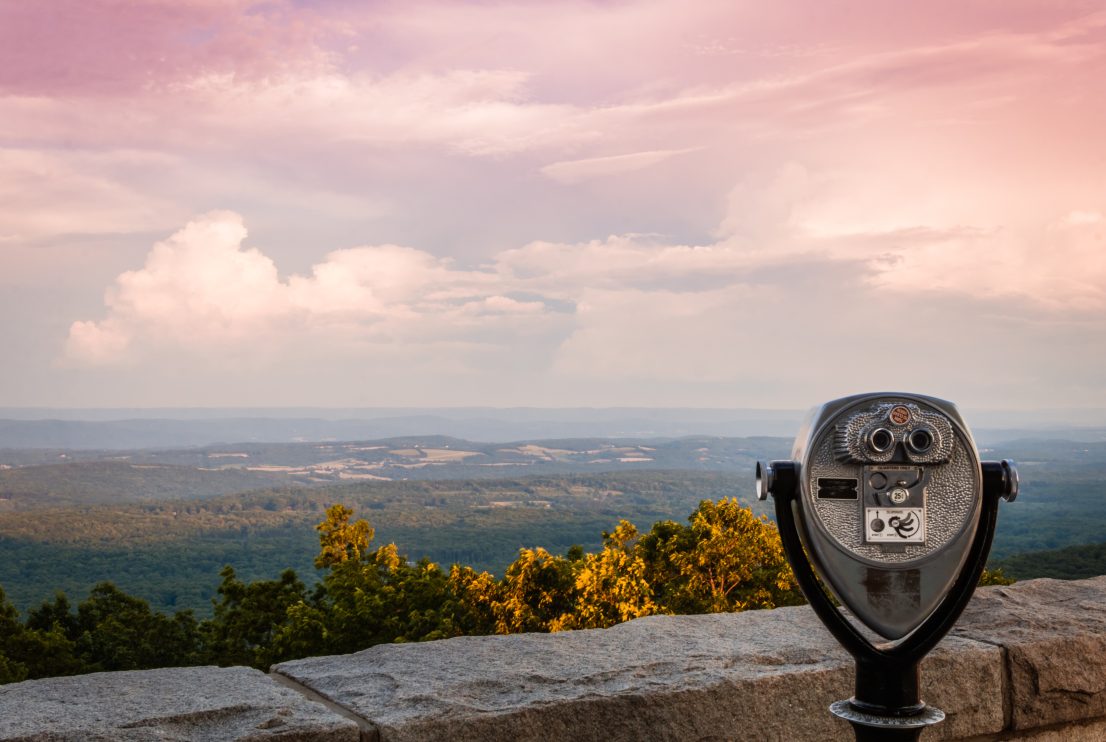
765;459;1016;740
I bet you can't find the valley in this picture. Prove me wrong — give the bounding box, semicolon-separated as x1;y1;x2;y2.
1;434;1104;616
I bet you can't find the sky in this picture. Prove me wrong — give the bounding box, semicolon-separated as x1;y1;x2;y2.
1;0;1104;412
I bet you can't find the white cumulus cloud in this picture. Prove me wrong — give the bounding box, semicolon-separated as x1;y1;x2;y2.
65;211;561;365
66;198;1106;404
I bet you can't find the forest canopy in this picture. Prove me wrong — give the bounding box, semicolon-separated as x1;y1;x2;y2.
0;497;1014;685
0;498;803;683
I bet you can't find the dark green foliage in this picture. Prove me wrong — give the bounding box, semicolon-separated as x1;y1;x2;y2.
26;593;79;636
201;567;309;668
996;541;1106;581
0;582;201;682
0;585;86;682
0;586;31;683
0;528;321;617
636;519;698;613
988;452;1106;559
73;584;202;672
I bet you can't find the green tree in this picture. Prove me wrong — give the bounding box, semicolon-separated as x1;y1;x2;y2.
0;585;29;684
1;587;84;683
201;566;309;669
270;601;329;662
74;583;201;672
0;654;23;685
635;519;697;613
25;593;79;638
377;553;455;642
13;626;83;680
277;505;454;658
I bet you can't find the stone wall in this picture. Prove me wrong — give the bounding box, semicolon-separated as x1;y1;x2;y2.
4;577;1106;741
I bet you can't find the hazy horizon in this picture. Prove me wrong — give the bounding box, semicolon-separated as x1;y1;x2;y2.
4;403;1106;423
2;404;1105;451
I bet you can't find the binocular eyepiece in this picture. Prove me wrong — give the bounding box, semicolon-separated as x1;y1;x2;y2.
865;425;934;455
832;402;954;466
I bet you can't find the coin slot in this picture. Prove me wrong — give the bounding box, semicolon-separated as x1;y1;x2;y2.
818;477;859;499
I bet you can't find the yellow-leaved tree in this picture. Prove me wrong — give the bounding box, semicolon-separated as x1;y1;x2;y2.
560;520;657;630
674;498;799;612
638;498;802;614
314;503;373;568
494;547;577;634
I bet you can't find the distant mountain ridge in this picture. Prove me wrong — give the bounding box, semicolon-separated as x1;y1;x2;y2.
0;411;805;449
2;406;1104;449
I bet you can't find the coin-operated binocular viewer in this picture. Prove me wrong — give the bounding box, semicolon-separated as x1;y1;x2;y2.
757;393;1017;741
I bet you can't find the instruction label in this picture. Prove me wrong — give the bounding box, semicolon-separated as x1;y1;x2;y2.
865;507;925;543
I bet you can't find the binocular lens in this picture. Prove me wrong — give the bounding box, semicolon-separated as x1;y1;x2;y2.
868;428;895;453
907;428;934;454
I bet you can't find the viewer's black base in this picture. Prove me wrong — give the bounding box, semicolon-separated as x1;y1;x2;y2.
830;698;944;741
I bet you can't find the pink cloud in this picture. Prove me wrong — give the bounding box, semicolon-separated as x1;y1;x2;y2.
540;148;702;184
0;149;183;240
870;212;1106;312
0;0;333;96
8;1;1106;407
4;0;1104;177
